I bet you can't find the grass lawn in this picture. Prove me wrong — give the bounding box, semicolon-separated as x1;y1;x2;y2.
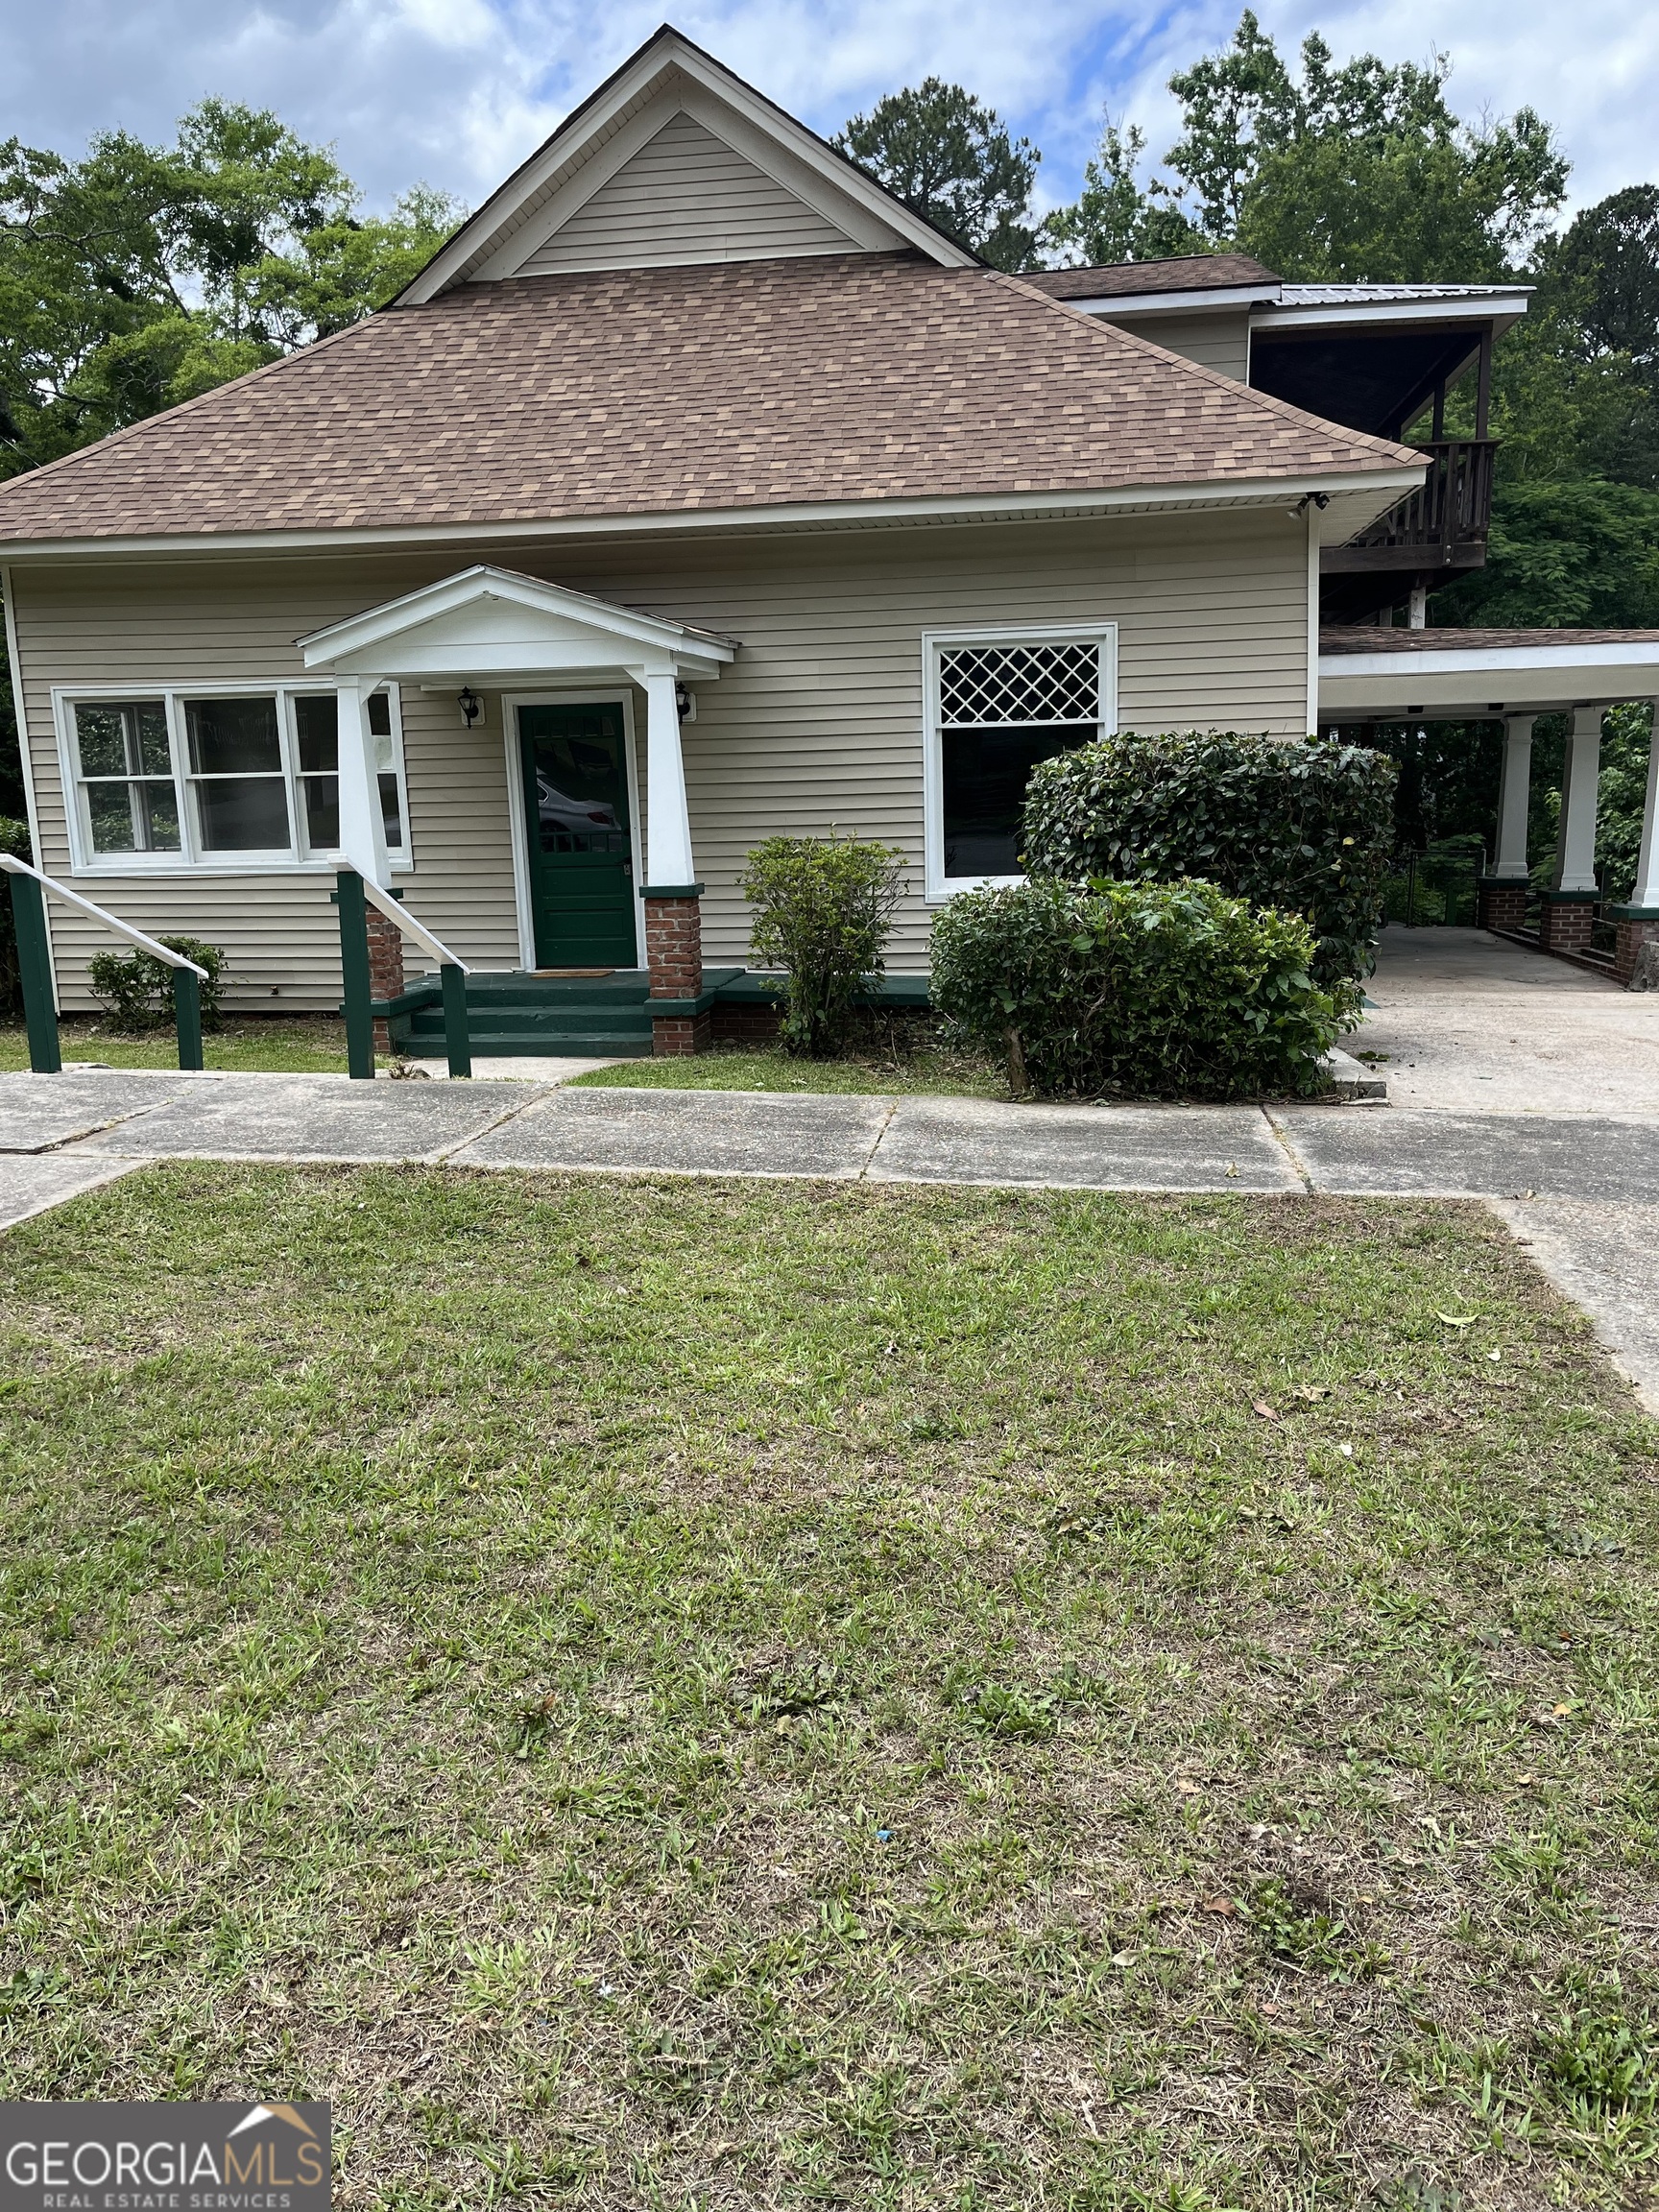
0;1014;356;1076
571;1042;1005;1097
2;1167;1656;2209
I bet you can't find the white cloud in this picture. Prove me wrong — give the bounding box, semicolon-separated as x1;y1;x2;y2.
4;0;1652;223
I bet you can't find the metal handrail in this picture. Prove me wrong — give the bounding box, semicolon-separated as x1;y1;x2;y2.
1;852;209;1073
358;875;469;975
0;854;208;976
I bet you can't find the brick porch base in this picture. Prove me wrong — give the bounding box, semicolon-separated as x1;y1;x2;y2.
643;889;708;1055
1612;908;1659;986
1477;877;1531;933
1537;892;1599;957
365;905;405;1051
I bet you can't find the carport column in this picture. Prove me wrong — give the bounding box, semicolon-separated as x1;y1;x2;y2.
1479;713;1535;933
1611;699;1659;985
640;669;709;1055
335;675;403;1040
1540;704;1603;956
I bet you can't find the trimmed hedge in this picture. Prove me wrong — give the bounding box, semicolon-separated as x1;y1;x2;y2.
88;934;228;1030
929;877;1352;1099
742;834;905;1057
1022;731;1397;984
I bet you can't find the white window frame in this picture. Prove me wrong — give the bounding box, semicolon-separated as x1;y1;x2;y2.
52;681;412;877
922;623;1118;902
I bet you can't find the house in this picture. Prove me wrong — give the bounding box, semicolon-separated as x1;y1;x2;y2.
2;27;1656;1054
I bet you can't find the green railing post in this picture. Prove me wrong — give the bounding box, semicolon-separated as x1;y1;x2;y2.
440;962;471;1079
173;966;204;1070
9;870;60;1074
334;869;376;1081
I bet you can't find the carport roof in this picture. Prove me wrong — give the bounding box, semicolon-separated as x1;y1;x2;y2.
1318;627;1659;718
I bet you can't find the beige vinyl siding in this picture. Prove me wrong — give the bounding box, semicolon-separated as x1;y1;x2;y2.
9;554;526;1009
520;111;858;274
10;505;1310;998
1101;309;1252;381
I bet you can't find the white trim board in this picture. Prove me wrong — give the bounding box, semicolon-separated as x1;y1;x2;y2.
0;467;1428;565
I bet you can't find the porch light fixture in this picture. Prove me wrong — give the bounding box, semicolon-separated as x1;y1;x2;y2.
675;682;696;724
458;685;482;728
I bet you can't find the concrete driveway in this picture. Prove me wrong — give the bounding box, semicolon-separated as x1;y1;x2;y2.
2;931;1656;1414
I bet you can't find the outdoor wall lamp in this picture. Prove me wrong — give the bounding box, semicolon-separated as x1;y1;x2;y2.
458;685;482;727
675;681;697;724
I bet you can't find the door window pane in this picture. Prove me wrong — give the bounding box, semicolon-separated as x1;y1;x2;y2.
73;701;181;854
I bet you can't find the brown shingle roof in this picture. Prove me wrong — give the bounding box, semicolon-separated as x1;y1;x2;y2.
1320;627;1659;653
0;253;1408;545
1022;254;1281;301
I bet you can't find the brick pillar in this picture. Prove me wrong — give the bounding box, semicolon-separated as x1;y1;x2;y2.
643;891;709;1056
1478;877;1531;933
1611;909;1659;987
1538;890;1599;957
365;905;405;1051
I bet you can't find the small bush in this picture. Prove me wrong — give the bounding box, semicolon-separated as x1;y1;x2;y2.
929;877;1351;1099
87;935;227;1031
1022;730;1397;984
0;817;30;1018
742;834;904;1057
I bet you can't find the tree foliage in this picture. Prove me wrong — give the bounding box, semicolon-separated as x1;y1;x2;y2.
1044;10;1566;279
0;101;462;475
834;81;1040;270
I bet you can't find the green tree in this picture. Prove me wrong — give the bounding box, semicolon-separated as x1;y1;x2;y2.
1044;11;1567;283
834;81;1040;270
0;103;462;476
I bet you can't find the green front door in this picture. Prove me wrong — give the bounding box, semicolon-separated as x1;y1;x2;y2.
517;702;637;969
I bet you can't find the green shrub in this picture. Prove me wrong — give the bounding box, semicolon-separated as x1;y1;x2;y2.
929;877;1351;1099
0;817;29;1018
742;834;904;1057
87;935;227;1031
1022;731;1397;984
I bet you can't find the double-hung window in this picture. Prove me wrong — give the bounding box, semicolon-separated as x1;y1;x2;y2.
924;626;1116;897
61;685;409;871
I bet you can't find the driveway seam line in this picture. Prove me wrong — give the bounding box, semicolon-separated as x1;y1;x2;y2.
1261;1106;1315;1192
421;1084;556;1166
859;1096;902;1179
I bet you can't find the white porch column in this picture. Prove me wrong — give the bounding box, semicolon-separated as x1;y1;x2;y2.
642;669;695;885
1552;704;1603;894
335;675;392;888
1493;714;1534;878
1633;701;1659;910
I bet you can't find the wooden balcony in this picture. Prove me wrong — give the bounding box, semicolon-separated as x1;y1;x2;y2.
1322;438;1497;575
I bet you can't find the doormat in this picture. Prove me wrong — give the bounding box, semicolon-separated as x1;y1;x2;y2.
532;967;616;977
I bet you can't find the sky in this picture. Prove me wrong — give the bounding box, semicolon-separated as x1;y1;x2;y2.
3;0;1653;229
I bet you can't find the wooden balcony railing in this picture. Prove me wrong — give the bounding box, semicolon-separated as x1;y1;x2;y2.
1324;438;1498;574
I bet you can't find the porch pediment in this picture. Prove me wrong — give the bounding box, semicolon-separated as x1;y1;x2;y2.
296;565;736;683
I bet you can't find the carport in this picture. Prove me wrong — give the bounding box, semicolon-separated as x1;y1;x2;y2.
1318;627;1659;983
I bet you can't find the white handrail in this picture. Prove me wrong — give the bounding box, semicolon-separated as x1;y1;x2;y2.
358;876;470;975
0;854;209;977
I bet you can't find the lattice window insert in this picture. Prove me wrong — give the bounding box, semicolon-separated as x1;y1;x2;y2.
938;641;1101;727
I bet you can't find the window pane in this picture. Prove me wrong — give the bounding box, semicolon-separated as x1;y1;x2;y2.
302;775;340;850
942;724;1096;878
377;771;403;850
84;778;180;854
134;704;172;776
295;694;339;774
75;702;158;778
195;776;291;851
185;696;280;775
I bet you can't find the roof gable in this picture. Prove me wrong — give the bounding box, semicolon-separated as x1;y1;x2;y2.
400;26;970;301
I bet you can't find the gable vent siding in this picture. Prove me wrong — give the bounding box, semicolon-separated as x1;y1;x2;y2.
519;111;859;275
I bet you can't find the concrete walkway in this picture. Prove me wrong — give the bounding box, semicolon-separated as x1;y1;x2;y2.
2;934;1656;1414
